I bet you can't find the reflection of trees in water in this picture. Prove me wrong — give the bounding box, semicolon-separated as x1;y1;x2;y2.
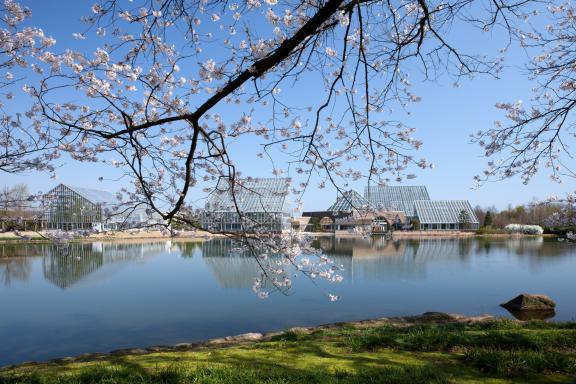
315;236;576;281
0;257;32;286
318;236;574;261
474;237;571;258
317;236;474;260
174;241;202;258
201;239;289;289
0;244;54;286
0;244;48;258
42;242;168;289
316;237;477;281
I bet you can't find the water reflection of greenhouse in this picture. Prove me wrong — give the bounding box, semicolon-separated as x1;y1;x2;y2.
0;236;567;291
317;236;476;259
42;242;170;289
318;237;562;281
202;239;290;289
199;237;563;288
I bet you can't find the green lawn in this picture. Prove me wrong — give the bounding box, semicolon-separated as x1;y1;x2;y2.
1;320;575;383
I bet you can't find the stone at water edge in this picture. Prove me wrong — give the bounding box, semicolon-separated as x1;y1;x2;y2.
224;333;263;342
505;308;556;321
500;294;556;311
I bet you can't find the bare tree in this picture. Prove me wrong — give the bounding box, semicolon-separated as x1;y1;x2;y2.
0;183;35;231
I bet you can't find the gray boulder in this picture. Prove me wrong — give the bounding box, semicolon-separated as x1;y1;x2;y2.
224;333;263;342
504;308;556;321
501;294;556;311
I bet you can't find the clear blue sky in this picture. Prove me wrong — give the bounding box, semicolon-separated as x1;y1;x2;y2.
2;0;575;211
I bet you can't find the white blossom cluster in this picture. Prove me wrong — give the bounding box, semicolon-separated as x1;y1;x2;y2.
504;224;544;235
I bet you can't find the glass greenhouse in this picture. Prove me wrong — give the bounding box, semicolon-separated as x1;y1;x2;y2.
327;190;372;212
364;185;430;219
414;200;480;230
318;185;479;232
43;184;164;231
43;184;109;230
201;178;291;233
324;190;409;232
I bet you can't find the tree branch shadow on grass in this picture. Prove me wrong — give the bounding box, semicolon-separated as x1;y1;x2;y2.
2;322;576;384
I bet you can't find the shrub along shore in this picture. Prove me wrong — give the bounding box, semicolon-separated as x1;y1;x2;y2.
1;312;575;384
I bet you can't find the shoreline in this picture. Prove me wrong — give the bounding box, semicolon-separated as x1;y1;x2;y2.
0;312;497;370
0;230;219;244
2;311;575;384
0;230;555;244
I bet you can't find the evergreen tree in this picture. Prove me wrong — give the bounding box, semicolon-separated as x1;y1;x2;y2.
483;211;493;227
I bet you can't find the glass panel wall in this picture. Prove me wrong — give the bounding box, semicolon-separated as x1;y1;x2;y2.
43;185;102;230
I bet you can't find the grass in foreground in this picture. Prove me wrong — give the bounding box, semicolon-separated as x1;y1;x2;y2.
1;320;575;384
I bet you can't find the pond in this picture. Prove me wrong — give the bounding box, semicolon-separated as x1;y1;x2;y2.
1;236;575;366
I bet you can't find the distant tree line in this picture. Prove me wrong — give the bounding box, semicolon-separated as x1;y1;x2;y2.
473;201;571;231
0;183;42;231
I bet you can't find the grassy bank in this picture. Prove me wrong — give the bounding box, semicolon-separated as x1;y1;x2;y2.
1;319;575;384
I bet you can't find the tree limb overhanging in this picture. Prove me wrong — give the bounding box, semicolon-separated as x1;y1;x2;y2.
0;0;565;296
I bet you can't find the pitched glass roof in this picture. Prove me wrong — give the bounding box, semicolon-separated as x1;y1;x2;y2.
66;185;118;205
205;178;290;213
414;200;479;224
327;190;372;212
364;185;429;217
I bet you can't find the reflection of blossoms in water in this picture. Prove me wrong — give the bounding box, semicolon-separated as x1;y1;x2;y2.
564;232;576;242
201;178;344;301
236;232;343;301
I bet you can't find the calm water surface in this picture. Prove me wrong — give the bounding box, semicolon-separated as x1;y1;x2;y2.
1;236;575;366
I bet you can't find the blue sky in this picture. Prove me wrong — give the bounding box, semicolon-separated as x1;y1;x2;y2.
2;0;575;211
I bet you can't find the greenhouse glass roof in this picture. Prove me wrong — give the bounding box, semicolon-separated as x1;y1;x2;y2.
66;185;118;205
414;200;479;224
327;190;372;212
205;178;290;213
364;186;430;217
